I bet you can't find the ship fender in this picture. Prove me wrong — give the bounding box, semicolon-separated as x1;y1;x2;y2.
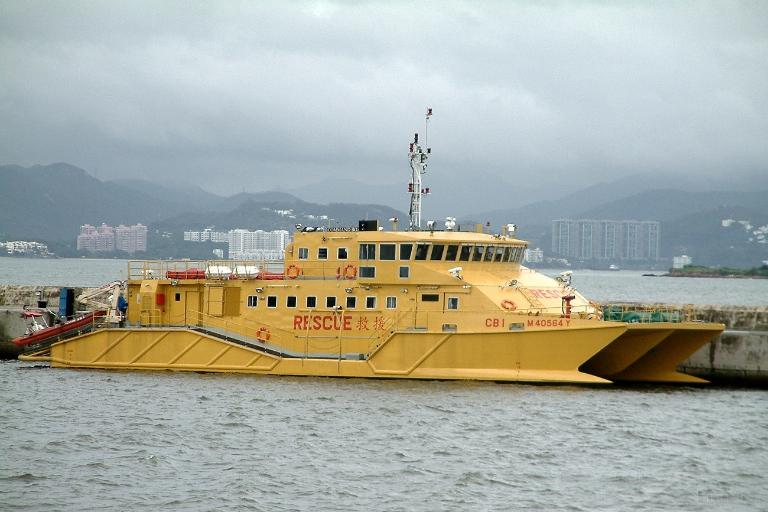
501;299;517;311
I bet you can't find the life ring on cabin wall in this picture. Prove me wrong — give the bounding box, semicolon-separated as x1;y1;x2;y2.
501;299;517;311
343;264;357;280
256;327;271;342
286;264;302;279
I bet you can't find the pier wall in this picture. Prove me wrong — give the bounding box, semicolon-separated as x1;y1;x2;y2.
0;286;766;384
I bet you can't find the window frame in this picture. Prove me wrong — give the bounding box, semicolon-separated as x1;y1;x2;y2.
326;296;337;309
359;243;376;260
298;247;309;260
414;243;430;260
247;295;258;308
286;296;297;308
379;243;396;260
430;244;445;261
386;296;397;309
365;296;377;309
306;296;317;309
318;247;328;260
399;243;414;260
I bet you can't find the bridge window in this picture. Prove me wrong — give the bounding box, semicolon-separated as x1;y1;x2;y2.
359;243;376;260
298;247;309;260
510;246;525;263
318;247;328;260
326;296;337;308
399;266;410;278
175;293;181;301
503;246;512;262
400;244;413;260
484;246;495;262
445;245;459;261
430;244;445;260
494;246;505;262
360;266;376;278
472;246;485;261
459;246;472;261
447;297;459;310
306;296;317;308
247;296;258;308
380;244;396;260
415;243;430;260
421;294;439;302
286;296;297;308
338;247;348;260
365;296;377;309
267;296;277;308
386;296;397;309
346;296;357;309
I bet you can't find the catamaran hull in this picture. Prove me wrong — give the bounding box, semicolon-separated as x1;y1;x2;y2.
21;321;723;384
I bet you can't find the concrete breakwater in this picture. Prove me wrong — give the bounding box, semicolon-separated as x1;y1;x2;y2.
0;285;766;385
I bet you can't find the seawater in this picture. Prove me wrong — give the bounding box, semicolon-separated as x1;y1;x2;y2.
1;258;767;510
1;257;767;306
1;363;766;511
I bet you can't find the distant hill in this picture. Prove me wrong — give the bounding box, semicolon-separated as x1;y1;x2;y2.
0;163;404;255
0;163;200;241
469;181;768;267
466;172;768;227
156;196;403;232
109;178;225;211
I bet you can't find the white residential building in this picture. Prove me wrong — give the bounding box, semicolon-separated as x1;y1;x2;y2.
228;229;290;260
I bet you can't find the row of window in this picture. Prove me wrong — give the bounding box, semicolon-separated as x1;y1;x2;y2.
246;294;460;310
357;265;410;279
297;243;526;263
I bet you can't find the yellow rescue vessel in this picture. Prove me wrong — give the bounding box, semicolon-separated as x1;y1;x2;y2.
22;112;723;384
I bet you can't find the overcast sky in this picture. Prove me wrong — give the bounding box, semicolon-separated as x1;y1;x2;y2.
1;1;766;204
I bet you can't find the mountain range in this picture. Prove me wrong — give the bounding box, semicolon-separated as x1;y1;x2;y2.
1;163;766;266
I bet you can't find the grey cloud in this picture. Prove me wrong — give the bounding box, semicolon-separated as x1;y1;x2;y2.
1;1;766;206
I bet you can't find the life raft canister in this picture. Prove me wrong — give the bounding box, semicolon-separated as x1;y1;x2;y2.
286;264;301;279
256;327;271;342
501;299;517;311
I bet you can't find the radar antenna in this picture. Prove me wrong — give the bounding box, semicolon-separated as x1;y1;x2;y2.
408;108;433;230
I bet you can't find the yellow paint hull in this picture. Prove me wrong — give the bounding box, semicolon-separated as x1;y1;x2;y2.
25;319;722;384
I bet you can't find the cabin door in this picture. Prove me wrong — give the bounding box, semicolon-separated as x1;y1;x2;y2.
168;291;185;325
414;292;443;329
168;290;201;326
185;291;200;326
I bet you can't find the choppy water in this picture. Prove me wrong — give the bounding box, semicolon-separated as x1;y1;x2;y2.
1;258;767;306
1;362;766;511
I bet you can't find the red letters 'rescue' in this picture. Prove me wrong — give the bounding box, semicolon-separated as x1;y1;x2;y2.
293;314;352;331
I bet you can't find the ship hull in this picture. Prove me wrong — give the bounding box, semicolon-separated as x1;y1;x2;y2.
22;320;721;385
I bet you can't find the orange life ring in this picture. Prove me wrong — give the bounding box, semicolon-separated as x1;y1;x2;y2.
501;299;517;311
343;264;357;280
256;327;271;342
286;264;301;279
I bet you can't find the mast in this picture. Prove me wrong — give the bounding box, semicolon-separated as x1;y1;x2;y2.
408;108;433;230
